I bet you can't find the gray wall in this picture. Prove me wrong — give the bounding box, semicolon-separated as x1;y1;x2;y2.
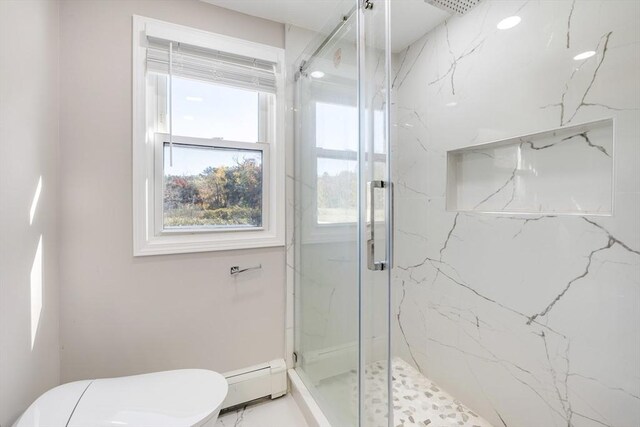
58;0;286;382
1;0;288;421
0;1;61;425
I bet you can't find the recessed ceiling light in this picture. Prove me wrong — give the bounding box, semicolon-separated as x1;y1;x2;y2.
573;50;596;61
497;16;521;30
310;70;325;79
186;96;203;102
446;101;458;107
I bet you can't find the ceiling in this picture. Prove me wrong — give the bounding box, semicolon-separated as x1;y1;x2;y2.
201;0;450;52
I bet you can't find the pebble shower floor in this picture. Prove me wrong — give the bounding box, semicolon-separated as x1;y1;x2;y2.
320;358;492;427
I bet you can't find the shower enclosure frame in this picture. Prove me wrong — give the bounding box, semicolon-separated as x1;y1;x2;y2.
292;0;394;426
292;0;640;426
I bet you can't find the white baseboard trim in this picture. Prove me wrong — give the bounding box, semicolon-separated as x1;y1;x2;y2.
288;368;332;427
221;359;287;409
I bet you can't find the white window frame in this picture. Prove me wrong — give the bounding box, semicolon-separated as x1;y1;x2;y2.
132;15;285;256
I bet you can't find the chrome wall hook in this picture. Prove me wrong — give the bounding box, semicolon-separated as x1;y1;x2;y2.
230;264;262;275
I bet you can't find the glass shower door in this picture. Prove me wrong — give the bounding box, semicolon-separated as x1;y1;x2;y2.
358;0;392;426
294;1;392;425
294;5;361;426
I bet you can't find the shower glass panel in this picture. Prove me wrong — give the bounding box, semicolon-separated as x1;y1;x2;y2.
294;0;392;426
294;3;361;426
358;1;392;426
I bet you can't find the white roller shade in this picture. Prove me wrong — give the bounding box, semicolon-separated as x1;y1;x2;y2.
146;38;278;93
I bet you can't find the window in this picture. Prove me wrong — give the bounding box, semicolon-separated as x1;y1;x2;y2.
170;77;261;141
298;81;387;244
133;16;285;255
311;100;386;225
158;137;267;230
315;102;358;225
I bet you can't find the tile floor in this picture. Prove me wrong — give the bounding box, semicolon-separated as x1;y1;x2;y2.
312;358;492;427
215;394;309;427
216;359;492;427
388;359;492;427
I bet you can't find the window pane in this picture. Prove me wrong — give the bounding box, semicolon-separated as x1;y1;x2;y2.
315;102;358;151
171;76;260;142
314;102;386;225
163;143;262;229
317;158;357;224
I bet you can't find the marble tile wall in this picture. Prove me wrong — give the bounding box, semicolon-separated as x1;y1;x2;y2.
391;1;640;426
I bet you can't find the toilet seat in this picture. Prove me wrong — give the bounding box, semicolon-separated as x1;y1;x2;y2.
15;369;228;427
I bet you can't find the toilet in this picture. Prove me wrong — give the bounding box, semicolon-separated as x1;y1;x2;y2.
14;369;228;427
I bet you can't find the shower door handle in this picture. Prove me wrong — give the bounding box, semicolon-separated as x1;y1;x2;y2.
367;180;391;271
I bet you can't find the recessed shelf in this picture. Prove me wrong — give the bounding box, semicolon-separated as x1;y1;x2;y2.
446;119;614;215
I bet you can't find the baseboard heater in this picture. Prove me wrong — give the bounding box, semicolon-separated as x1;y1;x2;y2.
221;358;287;409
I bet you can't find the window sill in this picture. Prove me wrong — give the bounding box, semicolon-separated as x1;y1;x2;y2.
133;231;284;256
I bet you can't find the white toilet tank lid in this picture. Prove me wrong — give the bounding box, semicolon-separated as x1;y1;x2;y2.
69;369;228;427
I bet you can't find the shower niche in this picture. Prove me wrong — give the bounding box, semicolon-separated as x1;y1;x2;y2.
446;118;614;215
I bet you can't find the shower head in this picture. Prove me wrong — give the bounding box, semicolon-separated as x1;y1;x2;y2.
424;0;481;15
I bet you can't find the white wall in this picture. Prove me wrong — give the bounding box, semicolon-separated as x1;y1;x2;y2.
58;0;286;382
0;1;61;425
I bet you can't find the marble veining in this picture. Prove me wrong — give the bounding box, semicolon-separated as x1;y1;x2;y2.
447;119;613;214
392;1;640;426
